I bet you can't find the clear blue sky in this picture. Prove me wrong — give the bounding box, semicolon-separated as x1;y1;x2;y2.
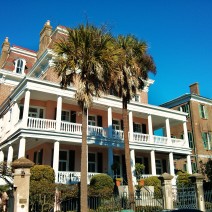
0;0;211;105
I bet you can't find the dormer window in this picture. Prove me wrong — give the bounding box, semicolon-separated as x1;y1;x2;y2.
14;58;26;74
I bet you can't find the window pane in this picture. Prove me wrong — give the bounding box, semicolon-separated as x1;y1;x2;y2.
59;151;67;160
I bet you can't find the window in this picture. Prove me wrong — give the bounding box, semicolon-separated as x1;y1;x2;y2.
112;120;121;130
179;104;190;117
134;94;140;102
59;150;68;171
199;104;208;119
192;162;197;173
14;59;26;74
88;115;96;126
133;123;142;133
156;159;163;175
19;106;44;119
202;132;212;150
88;153;96;172
188;132;194;149
61;110;70;122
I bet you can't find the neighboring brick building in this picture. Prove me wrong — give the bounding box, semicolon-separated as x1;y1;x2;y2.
161;83;212;173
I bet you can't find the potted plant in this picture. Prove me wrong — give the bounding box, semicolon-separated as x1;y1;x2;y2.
135;163;145;186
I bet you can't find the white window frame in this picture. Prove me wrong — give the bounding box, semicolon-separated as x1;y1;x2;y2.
14;58;26;74
179;104;190;117
61;110;70;122
133;94;140;102
88;152;97;172
199;104;207;119
59;150;69;171
19;105;45;119
134;123;142;133
88;115;96;126
112;119;121;130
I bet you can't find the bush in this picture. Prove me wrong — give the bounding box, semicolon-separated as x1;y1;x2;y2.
176;171;191;187
89;174;114;197
144;176;162;198
206;159;212;182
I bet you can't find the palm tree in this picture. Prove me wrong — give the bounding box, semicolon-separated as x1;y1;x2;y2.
110;35;156;200
53;24;121;211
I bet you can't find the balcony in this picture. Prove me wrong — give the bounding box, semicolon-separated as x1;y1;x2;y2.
0;117;187;149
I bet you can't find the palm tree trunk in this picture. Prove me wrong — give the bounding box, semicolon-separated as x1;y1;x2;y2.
80;106;88;212
123;99;134;200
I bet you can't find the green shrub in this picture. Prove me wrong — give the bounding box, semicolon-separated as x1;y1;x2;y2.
206;159;212;182
89;174;114;197
136;205;163;212
176;171;191;187
144;176;162;198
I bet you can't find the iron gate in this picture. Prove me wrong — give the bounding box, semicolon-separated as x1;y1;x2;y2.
172;185;197;209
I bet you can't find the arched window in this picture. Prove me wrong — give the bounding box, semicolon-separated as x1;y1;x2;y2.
14;59;26;74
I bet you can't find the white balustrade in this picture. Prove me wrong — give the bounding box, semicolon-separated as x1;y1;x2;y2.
153;135;168;144
171;138;186;148
133;133;150;143
88;125;107;137
60;121;82;134
112;130;124;139
57;171;100;184
27;117;56;130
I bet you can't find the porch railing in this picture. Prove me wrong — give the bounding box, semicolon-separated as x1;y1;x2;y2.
57;171;100;184
26;117;187;148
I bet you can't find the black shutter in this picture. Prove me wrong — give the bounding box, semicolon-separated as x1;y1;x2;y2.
133;122;136;132
71;111;76;123
97;152;103;173
142;124;147;134
51;149;54;167
54;108;57;120
162;159;167;173
33;152;37;163
19;106;23;120
69;150;75;171
144;157;149;174
121;120;123;130
97;116;102;127
38;149;43;164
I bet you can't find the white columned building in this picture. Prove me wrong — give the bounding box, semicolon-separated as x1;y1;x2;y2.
165;118;171;145
150;150;156;176
7;145;14;166
148;114;153;143
22;90;30;127
56;96;62;131
187;155;192;174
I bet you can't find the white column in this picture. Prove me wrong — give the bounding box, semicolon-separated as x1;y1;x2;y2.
148;114;153;143
166;118;171;145
130;149;136;185
12;101;20;126
7;146;14;167
18;137;26;158
169;152;175;176
187;155;192;174
0;151;4;162
129;111;133;141
150;150;156;175
183;121;189;148
22;90;30;127
108;147;113;176
56;96;62;131
108;107;112;138
53;141;60;183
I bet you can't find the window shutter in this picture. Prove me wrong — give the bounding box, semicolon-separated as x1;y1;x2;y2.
54;108;57;120
198;105;203;118
97;116;102;127
144;157;149;174
33;151;37;163
51;149;54;167
38;149;43;164
121;120;123;130
202;133;208;149
205;106;208;119
133;122;136;132
142;124;147;134
71;111;76;123
162;159;167;173
69;150;75;171
19;106;24;120
97;152;103;173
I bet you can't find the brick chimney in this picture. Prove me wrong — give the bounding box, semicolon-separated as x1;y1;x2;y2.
0;37;10;68
37;20;52;58
189;82;200;95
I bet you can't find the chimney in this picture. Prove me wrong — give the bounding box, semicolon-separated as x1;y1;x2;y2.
0;37;10;68
189;82;200;95
37;20;52;58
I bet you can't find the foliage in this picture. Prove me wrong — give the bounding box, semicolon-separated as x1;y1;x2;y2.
0;185;9;193
30;165;56;212
144;176;162;198
205;159;212;182
135;163;145;179
89;174;114;197
176;171;192;187
135;205;163;212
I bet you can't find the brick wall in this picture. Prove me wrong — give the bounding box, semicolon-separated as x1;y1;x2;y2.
0;84;15;105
